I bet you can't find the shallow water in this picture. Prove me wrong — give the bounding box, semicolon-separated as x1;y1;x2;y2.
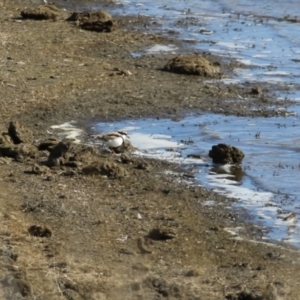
91;110;300;248
59;0;300;97
91;0;300;100
56;0;300;247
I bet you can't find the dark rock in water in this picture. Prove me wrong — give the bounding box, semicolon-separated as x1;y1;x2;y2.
21;5;62;21
249;85;262;96
210;165;244;181
187;153;202;159
209;143;244;164
8;121;34;144
163;55;221;77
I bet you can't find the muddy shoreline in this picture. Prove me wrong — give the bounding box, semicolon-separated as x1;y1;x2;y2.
0;1;300;299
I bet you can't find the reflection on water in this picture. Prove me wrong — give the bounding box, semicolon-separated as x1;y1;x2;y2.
54;0;300;104
93;111;300;248
210;165;245;182
54;0;300;247
58;0;300;102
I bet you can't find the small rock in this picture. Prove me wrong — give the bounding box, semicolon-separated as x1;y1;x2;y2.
147;228;176;241
21;4;62;21
187;154;202;159
132;262;150;272
49;262;67;269
226;283;279;300
66;10;112;22
185;269;200;277
163;55;221;77
38;138;59;151
0;144;38;161
250;86;262;96
120;153;134;164
8;121;34;144
66;10;117;32
80;19;117;32
28;225;52;238
82;162;128;178
63;161;83;168
71;146;96;163
31;164;50;175
209;143;244;164
98;161;128;178
47;141;71;167
136;161;151;170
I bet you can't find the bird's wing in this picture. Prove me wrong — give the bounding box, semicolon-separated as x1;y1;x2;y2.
91;132;121;141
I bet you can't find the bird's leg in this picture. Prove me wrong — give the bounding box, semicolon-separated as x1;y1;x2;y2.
109;148;117;156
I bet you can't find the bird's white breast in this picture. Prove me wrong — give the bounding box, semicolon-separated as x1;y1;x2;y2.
105;136;124;148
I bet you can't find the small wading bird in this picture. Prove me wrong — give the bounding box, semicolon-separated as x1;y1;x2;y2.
90;130;130;154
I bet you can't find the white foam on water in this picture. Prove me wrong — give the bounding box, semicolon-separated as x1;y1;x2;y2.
145;44;178;54
207;78;242;84
236;58;268;67
92;110;300;247
263;71;291;76
252;54;268;58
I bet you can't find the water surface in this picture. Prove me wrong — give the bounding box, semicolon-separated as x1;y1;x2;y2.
54;0;300;247
93;109;300;248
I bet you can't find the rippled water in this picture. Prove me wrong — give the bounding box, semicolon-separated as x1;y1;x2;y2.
92;111;300;248
59;0;300;98
55;0;300;247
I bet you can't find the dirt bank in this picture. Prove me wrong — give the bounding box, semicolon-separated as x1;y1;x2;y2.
0;1;300;299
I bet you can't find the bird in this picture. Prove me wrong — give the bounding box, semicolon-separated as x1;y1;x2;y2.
90;130;129;154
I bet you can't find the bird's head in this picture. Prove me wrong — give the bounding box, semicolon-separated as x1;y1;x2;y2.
117;130;130;139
